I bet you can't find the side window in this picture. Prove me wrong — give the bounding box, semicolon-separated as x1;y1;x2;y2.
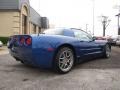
74;30;92;41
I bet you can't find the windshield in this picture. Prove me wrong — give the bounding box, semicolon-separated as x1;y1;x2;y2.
73;30;93;41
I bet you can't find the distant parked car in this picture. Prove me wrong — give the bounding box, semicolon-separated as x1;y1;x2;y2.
0;41;3;47
93;36;107;41
116;37;120;47
116;40;120;46
108;35;120;46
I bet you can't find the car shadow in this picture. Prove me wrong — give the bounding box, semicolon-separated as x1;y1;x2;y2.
11;55;120;75
8;49;120;71
1;46;120;76
73;46;120;70
75;56;120;70
7;63;58;74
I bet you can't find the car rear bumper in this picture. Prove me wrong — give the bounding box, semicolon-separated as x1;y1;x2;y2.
9;47;54;68
9;47;33;62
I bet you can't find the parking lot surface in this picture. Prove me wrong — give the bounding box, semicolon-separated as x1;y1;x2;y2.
0;46;120;90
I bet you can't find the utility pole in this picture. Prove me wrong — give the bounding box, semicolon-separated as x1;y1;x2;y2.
86;24;88;32
116;13;120;35
100;16;111;36
91;0;95;35
114;5;120;35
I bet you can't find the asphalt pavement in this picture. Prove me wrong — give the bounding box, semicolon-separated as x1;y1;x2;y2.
0;46;120;90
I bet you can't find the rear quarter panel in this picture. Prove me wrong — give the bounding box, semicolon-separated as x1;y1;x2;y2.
31;35;82;62
30;35;110;67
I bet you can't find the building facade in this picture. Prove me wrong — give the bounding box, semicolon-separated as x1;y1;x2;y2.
0;0;49;37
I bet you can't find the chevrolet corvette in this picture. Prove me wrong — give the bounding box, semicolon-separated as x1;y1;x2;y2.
8;28;111;73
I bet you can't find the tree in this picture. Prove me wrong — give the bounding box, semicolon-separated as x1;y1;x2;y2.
100;16;111;36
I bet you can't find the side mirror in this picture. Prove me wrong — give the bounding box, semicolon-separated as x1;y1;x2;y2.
92;37;96;41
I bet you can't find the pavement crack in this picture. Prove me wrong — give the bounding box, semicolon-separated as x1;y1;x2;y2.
0;69;16;73
22;78;29;82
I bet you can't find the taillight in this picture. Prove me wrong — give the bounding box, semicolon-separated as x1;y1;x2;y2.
14;36;18;41
25;37;32;45
20;37;25;45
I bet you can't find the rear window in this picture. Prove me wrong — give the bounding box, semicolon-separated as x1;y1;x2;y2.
43;29;63;35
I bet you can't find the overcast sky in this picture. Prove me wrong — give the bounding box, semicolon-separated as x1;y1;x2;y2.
30;0;120;36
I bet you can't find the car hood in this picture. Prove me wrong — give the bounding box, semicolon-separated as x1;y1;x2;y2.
95;40;108;44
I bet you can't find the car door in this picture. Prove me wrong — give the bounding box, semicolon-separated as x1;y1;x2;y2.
73;29;102;59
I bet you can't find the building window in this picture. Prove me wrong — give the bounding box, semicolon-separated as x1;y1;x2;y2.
22;15;27;34
33;24;36;34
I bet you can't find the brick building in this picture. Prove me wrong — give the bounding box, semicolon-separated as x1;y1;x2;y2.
0;0;49;37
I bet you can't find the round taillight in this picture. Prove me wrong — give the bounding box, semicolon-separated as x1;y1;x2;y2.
20;37;25;44
13;36;18;41
25;38;32;45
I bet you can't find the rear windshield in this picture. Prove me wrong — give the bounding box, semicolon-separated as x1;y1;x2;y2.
43;29;63;35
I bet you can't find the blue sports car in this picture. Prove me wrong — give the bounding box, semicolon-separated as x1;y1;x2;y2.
8;28;111;73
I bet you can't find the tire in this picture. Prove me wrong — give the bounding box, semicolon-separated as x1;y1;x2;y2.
20;60;24;64
14;57;24;64
54;47;75;74
103;44;111;58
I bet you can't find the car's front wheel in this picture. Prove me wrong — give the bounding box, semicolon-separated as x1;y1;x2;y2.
54;47;74;74
104;44;111;58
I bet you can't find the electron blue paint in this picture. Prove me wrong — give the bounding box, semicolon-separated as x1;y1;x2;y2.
8;28;109;68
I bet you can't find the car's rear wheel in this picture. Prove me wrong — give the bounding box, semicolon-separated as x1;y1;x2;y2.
20;60;24;64
104;44;111;58
54;47;74;74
